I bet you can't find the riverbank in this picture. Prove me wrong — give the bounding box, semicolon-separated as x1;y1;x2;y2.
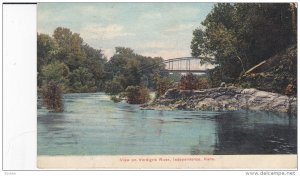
142;87;297;115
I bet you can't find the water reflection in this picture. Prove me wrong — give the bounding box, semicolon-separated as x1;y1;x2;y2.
213;112;297;154
37;92;297;155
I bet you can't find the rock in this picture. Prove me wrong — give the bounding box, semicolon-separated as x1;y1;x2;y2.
144;87;297;115
174;102;187;109
240;46;297;96
289;97;297;114
220;82;226;87
163;88;180;99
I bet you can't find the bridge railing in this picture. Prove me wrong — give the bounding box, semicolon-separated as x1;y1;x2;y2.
138;57;216;73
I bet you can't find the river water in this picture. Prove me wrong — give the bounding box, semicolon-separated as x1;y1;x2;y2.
37;92;297;155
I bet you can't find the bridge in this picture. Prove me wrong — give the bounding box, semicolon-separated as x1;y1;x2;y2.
139;57;217;73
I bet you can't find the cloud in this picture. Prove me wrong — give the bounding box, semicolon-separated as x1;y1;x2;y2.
80;24;134;40
139;6;201;22
139;12;163;20
141;41;177;49
75;5;118;22
102;48;115;59
37;8;60;23
37;3;215;60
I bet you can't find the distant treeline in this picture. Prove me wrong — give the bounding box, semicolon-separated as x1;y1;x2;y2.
38;27;165;95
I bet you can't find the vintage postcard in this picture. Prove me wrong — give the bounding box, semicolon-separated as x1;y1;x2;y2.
37;2;297;169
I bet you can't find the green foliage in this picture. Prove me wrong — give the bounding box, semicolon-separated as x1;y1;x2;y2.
104;47;165;95
37;33;57;87
53;27;87;71
38;30;166;96
191;28;207;58
82;44;107;91
207;67;223;87
38;27;107;92
69;67;97;93
104;77;124;95
191;3;296;82
42;80;64;112
124;59;142;87
125;86;150;104
41;62;70;92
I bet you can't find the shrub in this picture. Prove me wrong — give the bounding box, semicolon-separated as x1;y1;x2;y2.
125;86;150;104
179;73;198;90
42;80;64;112
41;61;70;92
153;74;174;97
197;77;211;89
179;73;211;90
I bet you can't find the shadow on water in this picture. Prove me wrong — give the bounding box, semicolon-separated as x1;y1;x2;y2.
38;111;81;150
212;111;297;154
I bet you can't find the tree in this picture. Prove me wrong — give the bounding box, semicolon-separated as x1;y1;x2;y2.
69;67;96;93
124;59;142;87
82;44;107;91
41;62;70;92
104;47;166;93
190;28;208;58
53;27;86;71
38;27;108;93
105;47;129;76
191;3;296;82
104;77;124;95
37;33;56;87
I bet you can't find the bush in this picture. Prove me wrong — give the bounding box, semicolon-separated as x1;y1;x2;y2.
197;77;211;89
179;73;198;90
41;61;70;92
179;73;211;90
153;74;174;97
125;86;150;104
42;80;64;112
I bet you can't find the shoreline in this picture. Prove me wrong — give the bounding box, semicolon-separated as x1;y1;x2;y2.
142;87;297;115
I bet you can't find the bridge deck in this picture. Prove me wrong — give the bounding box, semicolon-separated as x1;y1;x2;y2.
138;57;215;73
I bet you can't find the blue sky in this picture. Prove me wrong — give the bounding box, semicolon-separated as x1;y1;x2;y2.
38;2;215;59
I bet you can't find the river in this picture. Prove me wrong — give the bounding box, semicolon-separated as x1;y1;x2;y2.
37;92;297;155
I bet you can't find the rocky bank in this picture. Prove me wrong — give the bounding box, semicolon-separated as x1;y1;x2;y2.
142;87;297;115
